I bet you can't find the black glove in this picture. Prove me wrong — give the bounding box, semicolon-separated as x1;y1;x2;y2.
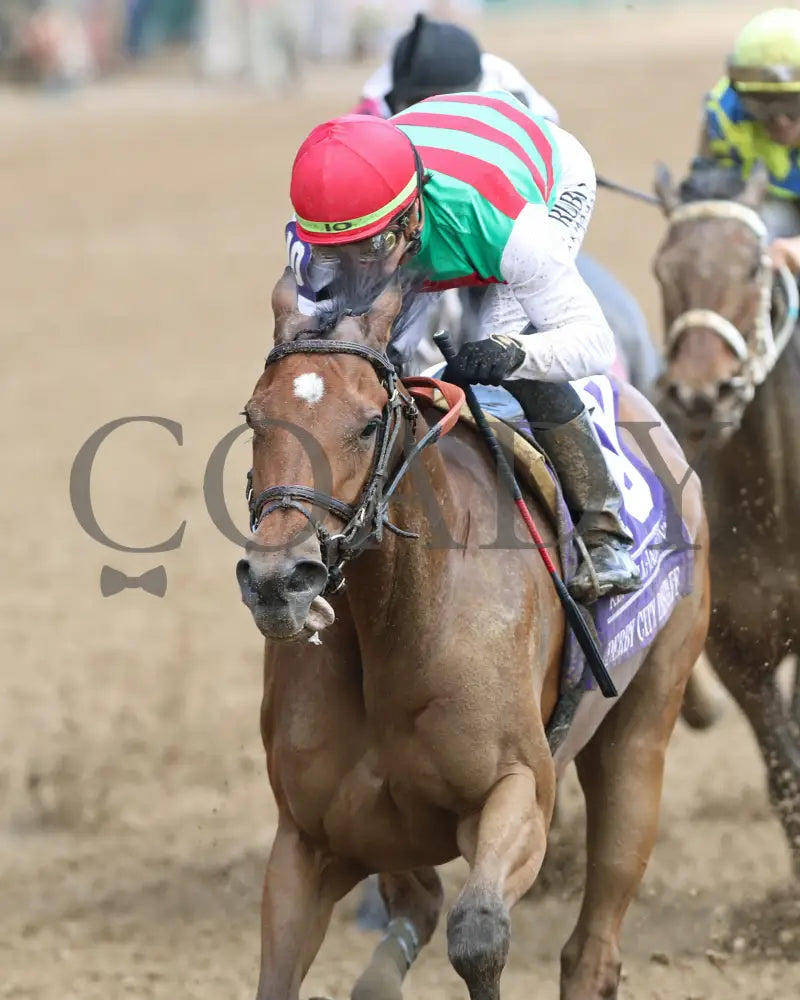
444;335;526;386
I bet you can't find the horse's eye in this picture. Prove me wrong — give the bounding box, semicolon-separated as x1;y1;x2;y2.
360;418;381;440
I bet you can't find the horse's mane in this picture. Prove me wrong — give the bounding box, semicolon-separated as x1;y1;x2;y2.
677;157;747;204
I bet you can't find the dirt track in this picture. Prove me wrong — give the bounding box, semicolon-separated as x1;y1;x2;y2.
2;3;799;998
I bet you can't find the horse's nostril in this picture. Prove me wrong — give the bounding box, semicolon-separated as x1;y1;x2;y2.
664;382;685;406
286;559;328;598
717;379;740;401
236;558;252;595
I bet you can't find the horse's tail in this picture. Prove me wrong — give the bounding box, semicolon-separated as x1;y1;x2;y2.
680;654;727;730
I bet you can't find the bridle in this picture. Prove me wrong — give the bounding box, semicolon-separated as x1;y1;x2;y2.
246;338;463;595
663;199;799;396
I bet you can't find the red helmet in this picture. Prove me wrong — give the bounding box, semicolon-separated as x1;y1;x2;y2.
290;115;419;246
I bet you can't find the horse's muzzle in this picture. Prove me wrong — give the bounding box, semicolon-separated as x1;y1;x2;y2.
657;377;749;445
237;548;330;640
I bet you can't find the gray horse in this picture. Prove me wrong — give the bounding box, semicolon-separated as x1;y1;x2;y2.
653;159;800;876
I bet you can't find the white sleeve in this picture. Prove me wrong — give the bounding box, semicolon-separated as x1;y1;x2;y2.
360;61;393;101
499;203;616;382
479;53;560;124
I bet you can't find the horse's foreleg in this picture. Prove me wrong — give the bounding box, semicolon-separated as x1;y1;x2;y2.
791;654;800;727
256;818;362;1000
351;867;443;1000
708;636;800;878
448;767;554;1000
561;595;704;1000
735;674;800;876
355;875;389;930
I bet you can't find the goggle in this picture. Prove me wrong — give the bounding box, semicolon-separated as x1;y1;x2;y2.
312;217;408;266
738;91;800;123
729;63;800;89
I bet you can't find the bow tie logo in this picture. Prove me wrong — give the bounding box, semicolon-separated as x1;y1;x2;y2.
100;565;168;598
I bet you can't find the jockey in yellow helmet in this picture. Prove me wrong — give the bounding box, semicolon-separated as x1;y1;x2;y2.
702;8;800;269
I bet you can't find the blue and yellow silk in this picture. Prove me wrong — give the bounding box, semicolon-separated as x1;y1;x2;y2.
704;76;800;199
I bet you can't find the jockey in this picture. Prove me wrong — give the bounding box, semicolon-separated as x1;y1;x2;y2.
353;13;559;122
289;12;657;391
702;7;800;268
290;13;558;330
288;96;642;603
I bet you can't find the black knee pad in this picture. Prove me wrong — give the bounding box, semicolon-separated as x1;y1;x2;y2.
506;379;585;431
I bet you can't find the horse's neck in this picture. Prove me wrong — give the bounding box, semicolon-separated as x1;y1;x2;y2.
743;329;800;457
338;421;561;721
342;440;462;656
710;328;800;531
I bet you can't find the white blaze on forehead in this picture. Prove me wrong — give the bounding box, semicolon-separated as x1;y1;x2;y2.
293;372;325;406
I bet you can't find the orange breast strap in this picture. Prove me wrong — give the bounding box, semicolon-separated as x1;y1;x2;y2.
403;376;465;438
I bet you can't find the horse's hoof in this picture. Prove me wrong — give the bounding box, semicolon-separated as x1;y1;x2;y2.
447;893;510;994
351;961;403;1000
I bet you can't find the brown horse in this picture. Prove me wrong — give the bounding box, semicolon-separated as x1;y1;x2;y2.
653;160;800;877
237;270;709;1000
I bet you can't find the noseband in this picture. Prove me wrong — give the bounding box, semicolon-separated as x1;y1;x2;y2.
664;200;799;393
246;338;463;595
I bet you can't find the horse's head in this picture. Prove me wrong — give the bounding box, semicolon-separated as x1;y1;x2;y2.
652;160;797;447
236;269;405;641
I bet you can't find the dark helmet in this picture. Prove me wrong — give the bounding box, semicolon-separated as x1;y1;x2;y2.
389;14;483;112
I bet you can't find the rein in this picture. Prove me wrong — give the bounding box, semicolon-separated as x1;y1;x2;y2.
664;199;799;393
246;339;464;595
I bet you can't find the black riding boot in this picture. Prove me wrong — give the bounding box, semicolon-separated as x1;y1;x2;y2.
507;380;641;604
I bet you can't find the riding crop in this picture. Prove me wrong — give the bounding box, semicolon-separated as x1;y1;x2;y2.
596;174;661;206
433;330;617;698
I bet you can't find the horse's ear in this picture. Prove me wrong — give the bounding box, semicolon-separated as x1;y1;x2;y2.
654;162;680;216
271;268;309;344
272;267;298;317
740;160;769;209
362;277;403;351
